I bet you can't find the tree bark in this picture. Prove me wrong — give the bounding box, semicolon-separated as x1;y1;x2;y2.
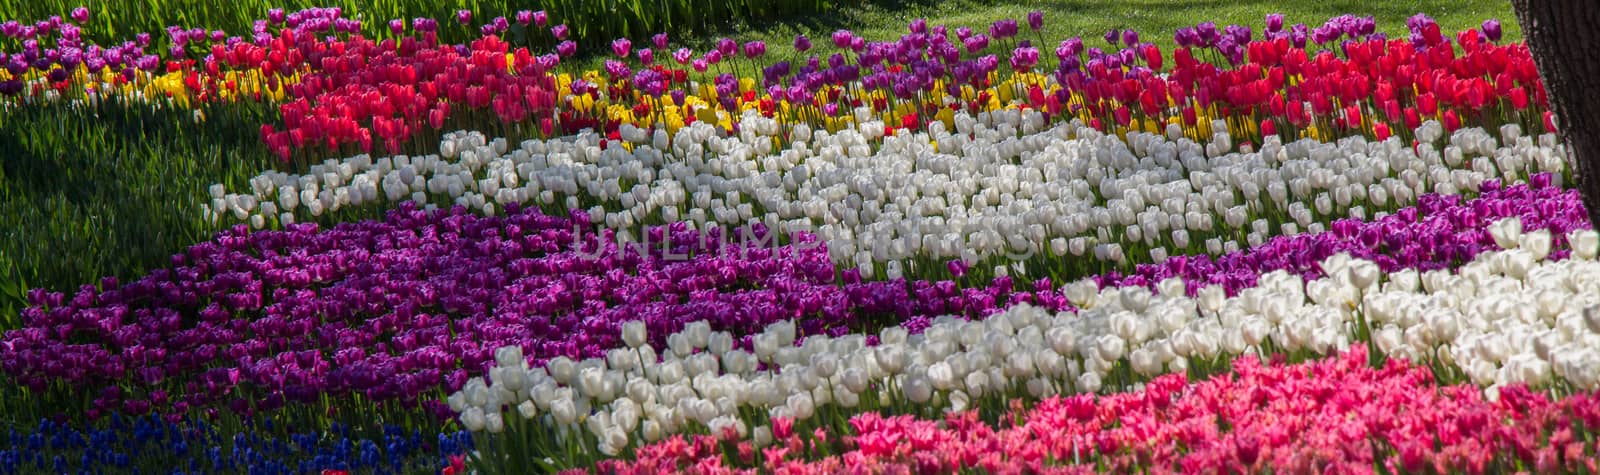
1512;0;1600;227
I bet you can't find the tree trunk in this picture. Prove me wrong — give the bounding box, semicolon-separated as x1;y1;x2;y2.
1512;0;1600;226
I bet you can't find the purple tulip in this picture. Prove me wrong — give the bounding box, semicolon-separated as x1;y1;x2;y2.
743;40;766;59
268;8;285;24
906;18;926;35
1122;29;1139;47
990;19;1019;39
1482;18;1503;42
673;47;693;65
1266;13;1285;33
412;17;436;33
1009;45;1039;71
611;38;632;58
832;29;854;49
962;34;991;54
515;10;533;26
70;7;89;23
652;32;669;49
1226;24;1252;44
1028;11;1044;31
637;47;653;65
556;40;577;58
551;24;568;40
455;10;471;25
794;34;812;53
534;11;548;27
717;37;737;56
389;18;404;35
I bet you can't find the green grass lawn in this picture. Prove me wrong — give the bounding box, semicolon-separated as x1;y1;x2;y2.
0;0;1523;321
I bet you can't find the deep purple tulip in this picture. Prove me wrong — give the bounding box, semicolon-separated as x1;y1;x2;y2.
794;34;812;53
389;18;404;35
70;7;88;23
1196;21;1218;46
910;18;928;34
1266;13;1285;33
1122;29;1139;47
1482;19;1503;42
652;32;669;49
1028;11;1044;31
455;10;471;25
268;8;285;24
991;19;1019;39
515;10;533;26
534;11;548;27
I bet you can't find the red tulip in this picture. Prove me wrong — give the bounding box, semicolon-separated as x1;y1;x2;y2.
1442;109;1461;131
1344;105;1362;127
1417;92;1438;117
1510;87;1529;110
1113;105;1131;127
1403;107;1421;129
1142;44;1162;70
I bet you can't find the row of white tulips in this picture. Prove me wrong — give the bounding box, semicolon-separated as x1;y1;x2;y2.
206;111;1567;278
447;217;1600;464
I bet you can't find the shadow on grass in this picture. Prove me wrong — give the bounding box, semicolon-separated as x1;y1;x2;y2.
0;102;279;322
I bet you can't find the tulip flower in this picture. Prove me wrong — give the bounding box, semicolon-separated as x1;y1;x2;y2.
1482;18;1503;42
742;40;766;59
611;38;632;58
